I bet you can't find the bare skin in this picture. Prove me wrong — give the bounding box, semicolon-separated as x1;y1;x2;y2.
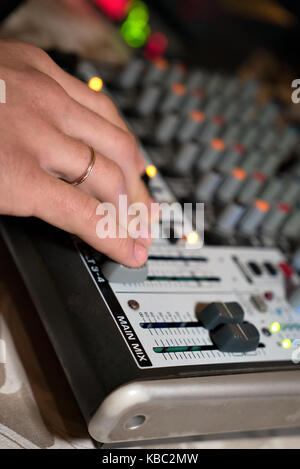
0;40;153;267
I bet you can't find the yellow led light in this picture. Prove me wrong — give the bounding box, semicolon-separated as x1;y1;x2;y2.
270;322;281;333
281;339;292;349
146;165;157;179
88;77;103;92
186;231;199;245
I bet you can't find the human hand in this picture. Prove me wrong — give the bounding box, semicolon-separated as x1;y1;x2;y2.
0;40;153;267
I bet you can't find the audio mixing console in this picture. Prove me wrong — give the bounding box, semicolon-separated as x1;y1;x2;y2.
1;54;300;444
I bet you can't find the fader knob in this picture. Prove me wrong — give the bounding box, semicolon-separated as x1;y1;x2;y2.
101;260;148;283
195;302;244;330
210;322;260;353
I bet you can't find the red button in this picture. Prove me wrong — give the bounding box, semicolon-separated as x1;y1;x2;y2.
264;291;274;301
279;262;294;278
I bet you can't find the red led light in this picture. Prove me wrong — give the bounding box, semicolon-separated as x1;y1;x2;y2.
277;202;291;213
92;0;129;20
144;31;168;60
253;171;267;182
232;143;246;155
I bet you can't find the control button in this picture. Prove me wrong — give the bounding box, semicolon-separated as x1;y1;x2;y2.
195;171;222;202
277;127;299;154
292;248;300;273
215;203;244;234
204;96;223;118
288;287;300;313
174;142;200;175
215;144;245;174
248;262;262;276
154;113;180;145
165;62;186;86
160;83;187;113
216;167;247;204
279;262;294;278
260;179;283;204
223;102;240;122
238;199;270;236
177;110;205;143
137;86;161;116
250;295;268;312
281;210;300;240
182;88;206;113
186;70;207;90
198;116;225;143
260;103;279;126
196;139;226;173
237;172;267;205
264;262;277;276
210;322;260;353
145;57;168;84
101;260;148;283
279;180;300;206
259;154;282;177
119;58;144;89
260;203;290;237
240;151;262;173
241;126;261;150
240;79;259;101
195;302;244;330
262;328;272;337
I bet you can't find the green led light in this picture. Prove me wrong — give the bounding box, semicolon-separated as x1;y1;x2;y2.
121;21;151;48
270;322;281;333
128;1;149;24
120;0;150;48
281;339;292;349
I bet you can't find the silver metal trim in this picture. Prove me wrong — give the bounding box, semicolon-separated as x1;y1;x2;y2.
88;371;300;444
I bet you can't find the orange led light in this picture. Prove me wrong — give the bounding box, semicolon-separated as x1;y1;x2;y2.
189;110;205;122
171;83;187;96
88;77;103;92
154;57;168;70
146;165;157;179
255;199;270;212
232;167;247;181
211;138;225;152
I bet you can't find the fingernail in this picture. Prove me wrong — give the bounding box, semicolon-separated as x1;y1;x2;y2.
134;242;148;264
